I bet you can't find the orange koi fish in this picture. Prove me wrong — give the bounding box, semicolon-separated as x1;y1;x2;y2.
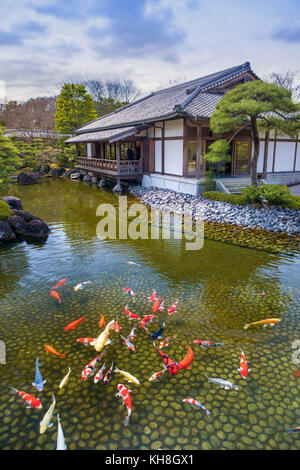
98;314;105;328
53;279;67;290
64;315;87;332
244;318;281;329
153;341;178;376
152;296;161;313
45;345;66;357
50;290;62;304
237;347;251;379
10;387;42;409
177;344;194;371
114;317;121;332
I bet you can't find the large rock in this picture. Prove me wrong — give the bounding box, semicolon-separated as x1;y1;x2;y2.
0;196;23;211
37;164;50;175
0;220;16;241
50;167;65;177
27;171;43;179
17;172;38;185
83;174;92;183
7;215;50;240
12;209;42;222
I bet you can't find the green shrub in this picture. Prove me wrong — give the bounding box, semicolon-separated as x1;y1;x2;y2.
0;200;13;220
286;195;300;210
202;191;247;206
260;184;291;206
241;186;262;204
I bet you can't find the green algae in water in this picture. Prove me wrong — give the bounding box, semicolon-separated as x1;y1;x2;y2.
0;178;299;450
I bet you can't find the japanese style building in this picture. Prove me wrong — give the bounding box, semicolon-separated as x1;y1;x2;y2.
66;62;300;195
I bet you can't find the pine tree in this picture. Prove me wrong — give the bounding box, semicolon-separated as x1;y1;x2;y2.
0;128;22;187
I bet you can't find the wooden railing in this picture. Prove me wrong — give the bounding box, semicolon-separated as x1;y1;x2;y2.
77;156;142;175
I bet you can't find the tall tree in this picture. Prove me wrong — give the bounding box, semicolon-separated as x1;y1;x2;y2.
265;70;300;102
209;80;300;186
55;83;97;134
0;127;22;187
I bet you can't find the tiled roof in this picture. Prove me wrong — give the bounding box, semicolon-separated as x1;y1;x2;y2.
65;126;138;143
74;62;258;136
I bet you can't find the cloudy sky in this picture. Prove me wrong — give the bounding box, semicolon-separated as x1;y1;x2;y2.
1;0;300;101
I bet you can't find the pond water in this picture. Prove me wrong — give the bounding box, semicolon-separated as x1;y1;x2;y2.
0;178;300;450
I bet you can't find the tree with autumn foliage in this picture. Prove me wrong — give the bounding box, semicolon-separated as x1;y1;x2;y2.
207;81;300;186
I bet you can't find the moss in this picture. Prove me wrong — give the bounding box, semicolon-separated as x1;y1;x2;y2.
0;200;13;220
202;191;247;206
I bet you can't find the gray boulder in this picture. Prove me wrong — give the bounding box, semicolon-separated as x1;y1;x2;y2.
83;174;92;183
50;167;65;177
17;172;38;185
0;196;23;211
0;220;16;241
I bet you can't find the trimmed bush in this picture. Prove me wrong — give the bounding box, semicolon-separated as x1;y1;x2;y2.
259;184;291;206
202;191;247;206
241;186;262;204
0;200;13;220
287;195;300;210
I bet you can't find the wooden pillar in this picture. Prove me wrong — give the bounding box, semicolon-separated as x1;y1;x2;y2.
116;141;121;174
161;122;165;175
196;125;202;178
183;118;188;177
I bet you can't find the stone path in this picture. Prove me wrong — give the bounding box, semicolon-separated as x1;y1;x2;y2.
289;184;300;196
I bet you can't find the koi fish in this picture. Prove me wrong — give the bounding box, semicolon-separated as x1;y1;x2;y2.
149;369;167;382
81;352;105;381
177;344;194;371
59;367;71;389
237;347;250;379
123;288;136;299
116;384;132;427
126;261;140;267
149;321;165;341
141;314;156;331
124;305;140;321
94;363;106;383
103;362;114;385
261;291;266;297
56;413;67;450
98;314;105;328
159;301;165;312
183;398;210;415
40;394;56;434
128;327;136;341
9;387;42;409
50;290;61;304
153;341;178;376
193;340;224;348
76;338;96;347
93;319;115;352
74;281;91;292
148;291;157;302
53;279;67;290
114;317;121;332
32;357;46;392
244;318;281;329
206;376;238;391
152;296;161;313
286;427;300;433
159;336;176;349
168;301;178;315
120;335;135;351
64;315;87;332
45;345;66;357
115;367;140;385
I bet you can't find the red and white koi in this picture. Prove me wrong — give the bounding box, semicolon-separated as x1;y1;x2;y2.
152;296;161;313
120;335;135;351
114;317;121;332
128;327;136;342
123;288;136;300
158;301;165;312
9;387;42;409
237;347;251;379
149;369;167;382
159;336;177;349
94;363;106;383
76;338;96;347
168;301;178;315
193;340;224;348
116;384;132;427
124;305;140;321
103;362;114;385
141;314;156;331
81;352;105;381
183;398;210;415
148;291;157;302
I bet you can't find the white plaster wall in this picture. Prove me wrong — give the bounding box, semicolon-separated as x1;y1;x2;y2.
296;144;300;171
257;141;265;173
274;142;296;172
154;123;163;138
148;127;154;138
164;140;183;176
155;141;162;172
164;119;184;137
267;142;275;172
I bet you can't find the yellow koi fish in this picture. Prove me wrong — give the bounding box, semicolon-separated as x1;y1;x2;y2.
114;367;140;385
94;319;115;352
59;367;71;389
244;318;281;329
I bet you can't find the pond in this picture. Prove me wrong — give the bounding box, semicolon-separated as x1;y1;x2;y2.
0;178;300;450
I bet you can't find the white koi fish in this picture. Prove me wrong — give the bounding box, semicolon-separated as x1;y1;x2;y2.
59;367;71;389
40;394;56;434
56;413;67;450
74;281;92;292
115;367;140;385
206;376;238;391
183;398;211;415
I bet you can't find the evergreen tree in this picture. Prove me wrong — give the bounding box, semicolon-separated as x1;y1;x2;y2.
0;128;22;187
